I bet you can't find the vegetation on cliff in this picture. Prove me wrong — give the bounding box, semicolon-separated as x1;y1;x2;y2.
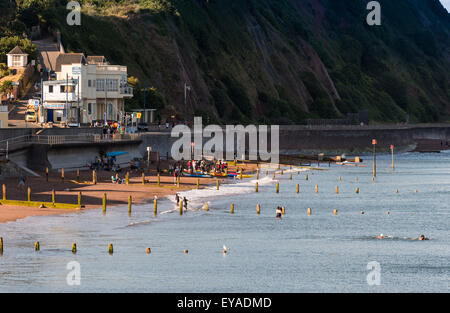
1;0;449;124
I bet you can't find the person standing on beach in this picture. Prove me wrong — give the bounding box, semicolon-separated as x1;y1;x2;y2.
175;193;180;205
17;175;26;190
183;197;188;210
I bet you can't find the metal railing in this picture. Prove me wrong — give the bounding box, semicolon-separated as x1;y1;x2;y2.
0;133;141;157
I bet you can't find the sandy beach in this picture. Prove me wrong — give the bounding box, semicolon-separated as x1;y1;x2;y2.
0;162;259;223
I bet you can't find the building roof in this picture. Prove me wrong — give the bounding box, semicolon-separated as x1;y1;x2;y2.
55;53;87;72
86;56;108;65
7;46;27;55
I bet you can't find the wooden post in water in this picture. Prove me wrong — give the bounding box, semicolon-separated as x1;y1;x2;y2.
306;174;309;181
256;170;259;180
282;207;286;215
255;182;258;193
315;185;319;194
289;173;292;180
177;176;180;188
108;244;113;254
257;204;261;215
197;178;200;190
356;187;360;194
157;174;161;187
78;192;82;207
52;189;55;204
102;193;107;213
334;209;338;216
2;184;6;201
216;179;219;190
296;184;299;194
0;237;3;254
27;187;31;202
230;203;234;214
335;186;339;194
307;208;312;216
276;183;279;194
34;241;40;251
128;196;132;215
142;173;145;185
72;243;77;253
204;203;209;211
154;197;158;216
179;201;183;215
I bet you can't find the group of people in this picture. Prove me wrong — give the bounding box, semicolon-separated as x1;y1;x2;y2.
212;160;229;174
175;193;189;210
90;155;121;172
111;173;125;184
186;159;216;174
101;124;123;136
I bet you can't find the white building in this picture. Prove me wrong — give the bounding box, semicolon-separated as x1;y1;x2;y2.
42;53;133;125
7;46;28;68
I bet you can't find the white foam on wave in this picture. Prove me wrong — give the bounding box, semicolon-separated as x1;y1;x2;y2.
275;167;310;175
162;175;277;212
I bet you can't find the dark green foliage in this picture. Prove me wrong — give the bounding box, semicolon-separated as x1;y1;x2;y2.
2;0;449;123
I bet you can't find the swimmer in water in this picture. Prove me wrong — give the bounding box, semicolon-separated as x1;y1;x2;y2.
419;234;429;241
275;206;282;219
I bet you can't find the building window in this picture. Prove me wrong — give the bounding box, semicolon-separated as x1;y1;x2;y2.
88;80;91;87
60;85;74;93
108;103;113;115
88;103;92;115
106;79;118;92
96;79;105;91
49;85;53;93
12;55;21;67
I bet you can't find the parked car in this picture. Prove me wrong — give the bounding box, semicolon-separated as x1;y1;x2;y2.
25;109;37;122
137;123;149;132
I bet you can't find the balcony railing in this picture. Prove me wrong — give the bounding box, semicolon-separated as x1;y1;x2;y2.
120;86;133;95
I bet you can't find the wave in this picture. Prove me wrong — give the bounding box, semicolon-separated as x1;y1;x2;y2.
166;175;278;211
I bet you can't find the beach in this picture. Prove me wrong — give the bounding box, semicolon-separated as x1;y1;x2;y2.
0;162;260;224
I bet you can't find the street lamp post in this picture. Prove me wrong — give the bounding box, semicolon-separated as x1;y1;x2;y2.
390;144;395;173
372;139;377;178
184;83;191;125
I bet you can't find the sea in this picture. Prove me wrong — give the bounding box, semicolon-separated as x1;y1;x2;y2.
0;152;449;292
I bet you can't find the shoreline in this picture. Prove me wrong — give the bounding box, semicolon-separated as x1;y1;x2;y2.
0;162;262;224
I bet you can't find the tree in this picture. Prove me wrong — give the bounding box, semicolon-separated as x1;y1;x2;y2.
0;80;14;94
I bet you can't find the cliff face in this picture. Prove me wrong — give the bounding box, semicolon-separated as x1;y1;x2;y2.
14;0;450;123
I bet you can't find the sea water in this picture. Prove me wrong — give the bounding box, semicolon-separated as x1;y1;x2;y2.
0;153;448;292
